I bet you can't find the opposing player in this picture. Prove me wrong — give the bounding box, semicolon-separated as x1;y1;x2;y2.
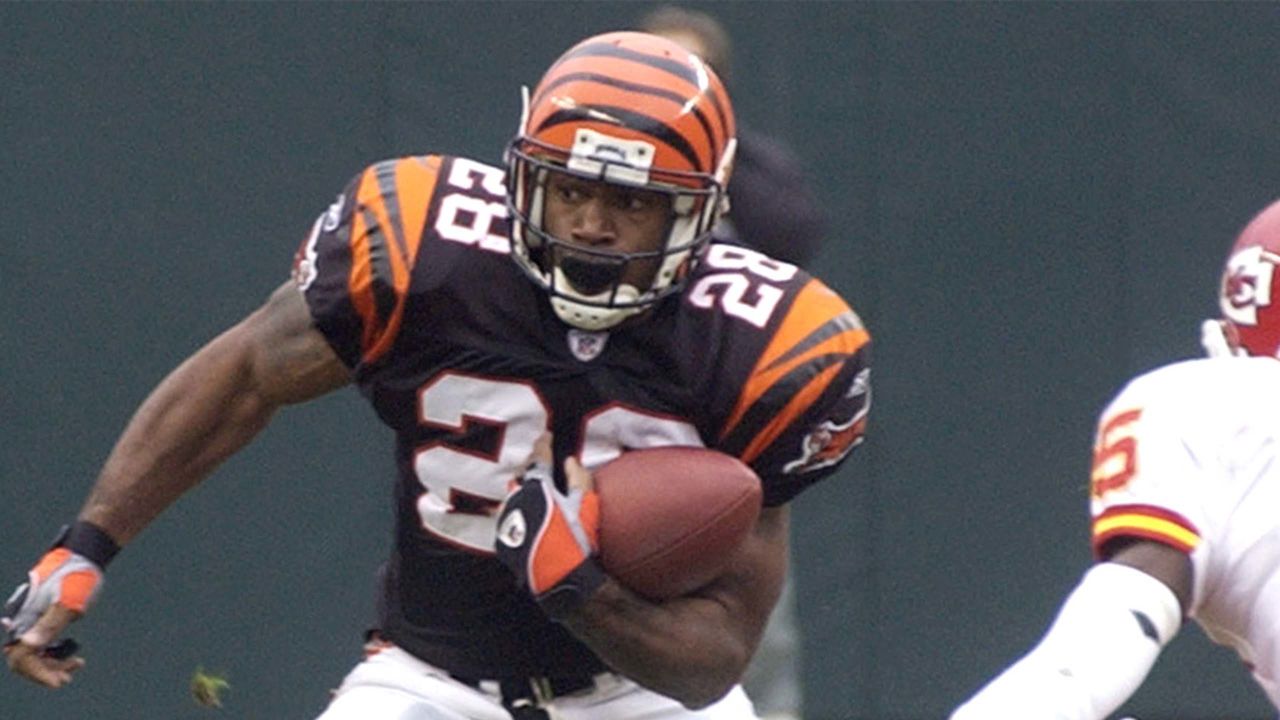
951;198;1280;718
2;32;872;719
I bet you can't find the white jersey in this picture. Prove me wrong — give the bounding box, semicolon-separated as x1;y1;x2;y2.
1089;356;1280;706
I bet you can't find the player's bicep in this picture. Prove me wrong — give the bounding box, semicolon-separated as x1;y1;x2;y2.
1107;539;1193;614
241;281;350;405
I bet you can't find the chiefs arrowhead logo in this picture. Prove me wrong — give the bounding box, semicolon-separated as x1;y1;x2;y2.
1222;246;1280;326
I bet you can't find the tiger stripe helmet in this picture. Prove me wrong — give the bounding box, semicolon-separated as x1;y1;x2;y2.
506;31;737;330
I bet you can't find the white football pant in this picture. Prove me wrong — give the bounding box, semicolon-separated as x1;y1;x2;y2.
316;644;761;720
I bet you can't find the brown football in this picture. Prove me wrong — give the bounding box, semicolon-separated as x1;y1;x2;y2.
594;446;762;600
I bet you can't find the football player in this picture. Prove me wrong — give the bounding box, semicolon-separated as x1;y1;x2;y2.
951;198;1280;718
635;10;830;719
2;32;872;720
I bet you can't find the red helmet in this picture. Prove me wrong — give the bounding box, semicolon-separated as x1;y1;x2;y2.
505;31;736;330
1216;199;1280;358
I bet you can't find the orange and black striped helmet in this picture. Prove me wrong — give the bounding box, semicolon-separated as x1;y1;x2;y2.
506;31;737;331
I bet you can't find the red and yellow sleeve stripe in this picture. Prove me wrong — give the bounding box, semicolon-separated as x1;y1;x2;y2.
1092;503;1201;559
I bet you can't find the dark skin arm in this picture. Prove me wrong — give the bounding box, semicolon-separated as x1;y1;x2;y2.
557;453;789;709
78;281;350;542
6;281;349;687
1108;538;1193;614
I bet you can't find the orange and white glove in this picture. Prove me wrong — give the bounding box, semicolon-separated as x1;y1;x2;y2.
495;454;604;619
3;522;117;658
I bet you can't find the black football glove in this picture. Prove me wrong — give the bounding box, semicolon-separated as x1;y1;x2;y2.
494;459;605;619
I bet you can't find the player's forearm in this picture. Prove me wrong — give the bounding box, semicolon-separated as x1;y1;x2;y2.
951;563;1181;720
79;325;278;546
561;507;787;708
561;579;756;709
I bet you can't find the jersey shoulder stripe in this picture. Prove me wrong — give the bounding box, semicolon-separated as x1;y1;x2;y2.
1092;503;1202;558
721;278;871;463
345;156;442;363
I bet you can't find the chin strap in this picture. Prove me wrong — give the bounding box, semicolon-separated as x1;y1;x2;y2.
1200;319;1243;358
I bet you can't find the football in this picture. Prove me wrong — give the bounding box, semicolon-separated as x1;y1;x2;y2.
593;446;762;600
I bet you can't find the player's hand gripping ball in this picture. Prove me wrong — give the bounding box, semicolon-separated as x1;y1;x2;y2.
594;446;762;600
495;436;606;619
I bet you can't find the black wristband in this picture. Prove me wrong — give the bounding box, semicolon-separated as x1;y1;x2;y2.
57;521;121;568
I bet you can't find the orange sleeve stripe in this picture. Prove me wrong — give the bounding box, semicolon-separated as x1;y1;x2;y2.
346;158;440;364
1091;504;1201;557
395;156;440;268
739;360;845;464
362;157;440;363
760;280;856;368
733;327;868;429
357;166;399;361
723;280;869;438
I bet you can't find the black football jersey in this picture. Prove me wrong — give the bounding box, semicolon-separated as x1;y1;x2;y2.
293;155;872;678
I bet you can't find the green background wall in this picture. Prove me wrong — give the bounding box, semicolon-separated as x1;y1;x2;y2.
3;3;1277;718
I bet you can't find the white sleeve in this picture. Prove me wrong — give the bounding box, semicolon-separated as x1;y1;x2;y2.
950;563;1182;720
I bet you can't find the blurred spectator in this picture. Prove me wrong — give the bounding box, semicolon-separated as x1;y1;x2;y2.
640;7;832;720
640;5;828;268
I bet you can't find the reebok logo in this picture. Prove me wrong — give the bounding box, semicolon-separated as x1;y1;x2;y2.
497;510;527;548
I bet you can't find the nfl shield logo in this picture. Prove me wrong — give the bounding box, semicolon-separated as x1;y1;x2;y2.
567;329;608;362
